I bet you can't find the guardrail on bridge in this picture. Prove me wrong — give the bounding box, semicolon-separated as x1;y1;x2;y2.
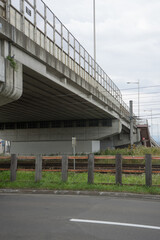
0;0;130;120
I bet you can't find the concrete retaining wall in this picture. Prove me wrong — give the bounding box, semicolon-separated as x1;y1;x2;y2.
10;140;100;154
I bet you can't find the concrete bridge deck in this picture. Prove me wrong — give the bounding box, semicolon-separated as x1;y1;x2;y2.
0;0;140;153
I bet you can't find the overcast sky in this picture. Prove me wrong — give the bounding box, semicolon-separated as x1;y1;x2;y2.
43;0;160;141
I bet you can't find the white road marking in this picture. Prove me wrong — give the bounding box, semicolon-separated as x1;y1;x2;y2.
70;219;160;230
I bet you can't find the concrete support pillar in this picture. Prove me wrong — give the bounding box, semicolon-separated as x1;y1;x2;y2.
88;153;94;184
62;155;68;182
35;154;42;182
145;154;152;187
116;154;122;185
10;154;17;182
0;56;23;107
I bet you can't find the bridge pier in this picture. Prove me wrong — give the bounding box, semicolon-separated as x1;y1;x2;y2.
0;40;23;106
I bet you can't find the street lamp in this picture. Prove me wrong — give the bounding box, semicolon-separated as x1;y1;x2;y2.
127;80;140;118
93;0;96;63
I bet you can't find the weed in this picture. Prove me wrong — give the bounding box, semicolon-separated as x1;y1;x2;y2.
96;146;160;156
7;56;18;71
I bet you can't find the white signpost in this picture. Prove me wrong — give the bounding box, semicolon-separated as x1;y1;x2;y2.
72;137;76;170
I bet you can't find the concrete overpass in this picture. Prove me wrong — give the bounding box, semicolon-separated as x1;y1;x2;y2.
0;0;140;154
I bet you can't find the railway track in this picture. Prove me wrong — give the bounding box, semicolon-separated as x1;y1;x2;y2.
0;160;160;174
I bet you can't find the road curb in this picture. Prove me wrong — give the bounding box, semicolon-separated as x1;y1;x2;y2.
0;188;160;200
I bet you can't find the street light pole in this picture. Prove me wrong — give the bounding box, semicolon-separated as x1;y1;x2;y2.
129;100;134;149
93;0;96;63
137;79;140;118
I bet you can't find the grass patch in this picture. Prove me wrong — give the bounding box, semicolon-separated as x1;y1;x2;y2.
96;146;160;156
0;171;160;195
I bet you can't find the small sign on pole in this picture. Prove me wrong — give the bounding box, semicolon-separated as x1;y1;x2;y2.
72;137;76;147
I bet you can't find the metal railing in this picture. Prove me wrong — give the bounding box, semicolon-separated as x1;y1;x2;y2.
2;0;130;119
137;119;148;125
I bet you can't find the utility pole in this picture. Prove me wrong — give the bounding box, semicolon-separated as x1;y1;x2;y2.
130;100;134;149
127;80;140;118
93;0;96;63
144;109;153;136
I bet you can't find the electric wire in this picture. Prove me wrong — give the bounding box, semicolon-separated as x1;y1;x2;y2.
123;91;160;96
123;94;160;99
120;84;160;91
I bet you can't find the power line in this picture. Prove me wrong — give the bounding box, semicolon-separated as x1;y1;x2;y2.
120;84;160;91
123;94;160;99
133;103;160;107
140;116;160;119
123;91;160;96
141;113;160;117
133;106;160;110
137;102;160;106
135;110;160;113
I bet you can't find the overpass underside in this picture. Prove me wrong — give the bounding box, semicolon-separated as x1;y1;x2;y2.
0;63;138;154
0;4;140;153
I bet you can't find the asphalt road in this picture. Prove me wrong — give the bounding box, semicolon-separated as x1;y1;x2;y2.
0;193;160;240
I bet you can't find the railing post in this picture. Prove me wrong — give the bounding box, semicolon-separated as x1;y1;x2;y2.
6;0;11;22
145;154;152;187
88;153;94;184
44;3;47;51
116;154;122;185
34;0;37;42
20;0;25;33
10;154;17;182
35;154;42;182
62;155;68;182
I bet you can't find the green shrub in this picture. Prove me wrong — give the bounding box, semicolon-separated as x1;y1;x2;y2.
96;146;160;156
